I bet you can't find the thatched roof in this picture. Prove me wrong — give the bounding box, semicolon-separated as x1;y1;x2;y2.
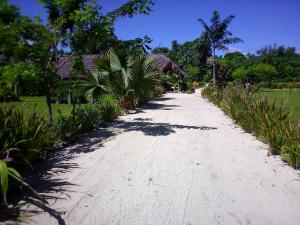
57;54;99;79
57;53;187;79
152;54;187;79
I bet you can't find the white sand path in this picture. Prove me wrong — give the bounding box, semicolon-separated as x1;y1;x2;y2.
24;91;300;225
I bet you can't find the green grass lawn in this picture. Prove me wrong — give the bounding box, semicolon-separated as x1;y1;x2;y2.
260;89;300;122
0;96;75;119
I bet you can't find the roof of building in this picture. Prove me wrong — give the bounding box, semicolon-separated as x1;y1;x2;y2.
152;54;187;79
57;53;187;79
57;54;99;79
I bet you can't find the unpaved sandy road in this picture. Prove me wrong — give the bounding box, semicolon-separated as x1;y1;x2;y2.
25;92;300;225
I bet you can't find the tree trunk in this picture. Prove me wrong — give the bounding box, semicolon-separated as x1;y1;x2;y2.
14;83;18;98
45;73;53;122
212;47;216;86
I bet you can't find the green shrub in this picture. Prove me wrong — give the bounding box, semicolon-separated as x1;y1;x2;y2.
202;86;300;168
0;160;41;206
53;96;121;142
247;63;277;82
0;108;52;205
0;63;43;96
97;95;121;123
0;108;53;167
232;63;277;83
54;106;102;142
232;67;248;82
0;87;19;102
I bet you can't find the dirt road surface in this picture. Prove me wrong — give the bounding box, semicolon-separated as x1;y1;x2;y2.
23;92;300;225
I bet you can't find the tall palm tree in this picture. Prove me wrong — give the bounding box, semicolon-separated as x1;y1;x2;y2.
198;11;243;86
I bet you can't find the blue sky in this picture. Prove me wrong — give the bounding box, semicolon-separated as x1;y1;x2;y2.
11;0;300;54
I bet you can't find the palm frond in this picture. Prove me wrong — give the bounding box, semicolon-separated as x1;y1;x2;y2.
222;37;244;44
198;18;210;33
198;11;243;51
222;15;235;26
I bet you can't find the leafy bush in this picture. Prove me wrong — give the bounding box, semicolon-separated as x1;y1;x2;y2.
232;63;277;83
185;65;200;82
52;79;88;104
202;86;300;168
0;108;52;205
0;108;53;167
0;86;19;102
247;63;277;82
232;67;248;82
0;160;41;206
0;63;43;96
54;96;121;142
97;95;121;123
54;106;102;142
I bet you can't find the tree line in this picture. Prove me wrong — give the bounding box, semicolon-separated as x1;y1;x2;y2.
0;0;155;121
153;11;300;87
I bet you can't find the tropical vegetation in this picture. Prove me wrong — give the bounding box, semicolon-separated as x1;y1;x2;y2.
202;86;300;168
82;50;163;110
0;0;299;220
0;0;164;210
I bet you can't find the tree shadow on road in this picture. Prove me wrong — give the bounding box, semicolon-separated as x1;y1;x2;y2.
112;118;217;136
153;96;175;102
0;146;81;225
0;99;217;224
132;101;180;114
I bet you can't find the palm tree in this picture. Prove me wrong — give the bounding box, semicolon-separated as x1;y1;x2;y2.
81;50;163;110
198;11;243;86
129;54;163;104
81;70;110;103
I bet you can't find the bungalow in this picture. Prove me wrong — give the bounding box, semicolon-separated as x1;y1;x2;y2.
57;54;99;80
57;53;186;80
152;53;187;80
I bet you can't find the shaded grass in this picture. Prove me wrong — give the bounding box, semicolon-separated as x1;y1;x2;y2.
259;89;300;122
0;96;79;120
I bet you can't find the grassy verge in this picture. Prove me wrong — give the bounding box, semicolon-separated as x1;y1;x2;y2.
259;89;300;122
202;86;300;168
0;96;76;120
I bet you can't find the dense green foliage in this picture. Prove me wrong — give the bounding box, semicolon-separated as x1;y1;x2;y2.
0;64;43;97
0;159;40;206
0;108;52;204
162;43;300;87
0;0;299;216
0;0;155;121
0;108;53;166
202;86;300;168
53;95;121;142
82;50;163;110
0;0;158;208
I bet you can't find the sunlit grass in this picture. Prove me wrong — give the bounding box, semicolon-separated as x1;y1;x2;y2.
259;89;300;122
0;96;76;120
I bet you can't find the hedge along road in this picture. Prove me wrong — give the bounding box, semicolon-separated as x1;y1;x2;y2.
24;91;300;225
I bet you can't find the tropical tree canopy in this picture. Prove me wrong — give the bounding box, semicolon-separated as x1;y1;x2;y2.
198;10;243;85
